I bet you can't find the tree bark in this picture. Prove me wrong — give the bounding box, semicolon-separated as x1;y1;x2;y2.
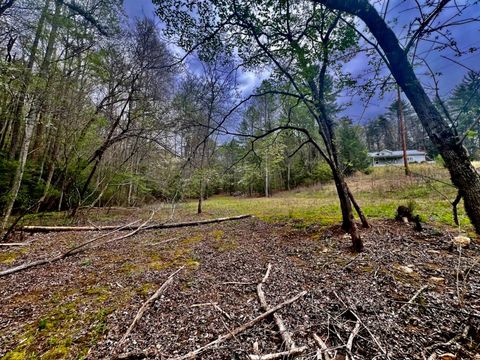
8;0;50;160
347;185;370;228
315;0;480;234
332;169;363;251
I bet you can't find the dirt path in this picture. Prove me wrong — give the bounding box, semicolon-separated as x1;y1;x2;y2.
1;216;479;359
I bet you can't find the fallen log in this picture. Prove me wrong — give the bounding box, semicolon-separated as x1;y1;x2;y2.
20;214;253;233
0;217;150;277
168;290;308;360
117;267;184;350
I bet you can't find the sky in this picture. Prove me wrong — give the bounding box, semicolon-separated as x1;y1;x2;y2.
123;0;480;124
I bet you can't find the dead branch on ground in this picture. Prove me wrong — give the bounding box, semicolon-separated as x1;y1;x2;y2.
116;266;185;350
256;263;298;351
247;346;308;360
399;285;429;311
334;292;390;359
313;333;333;360
168;290;308;360
20;214;253;233
0;216;149;277
345;320;361;360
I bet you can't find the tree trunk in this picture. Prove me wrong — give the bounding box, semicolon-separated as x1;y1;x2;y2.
8;0;50;159
346;185;370;228
197;178;204;214
332;169;363;252
287;158;291;191
2;108;37;229
397;86;410;176
316;0;480;234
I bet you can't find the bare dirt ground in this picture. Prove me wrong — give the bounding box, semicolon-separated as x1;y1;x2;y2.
0;210;479;360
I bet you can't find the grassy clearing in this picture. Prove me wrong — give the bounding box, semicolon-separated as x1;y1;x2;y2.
184;164;472;233
15;164;472;234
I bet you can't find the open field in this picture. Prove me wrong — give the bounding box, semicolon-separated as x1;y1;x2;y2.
18;164;471;233
181;164;471;232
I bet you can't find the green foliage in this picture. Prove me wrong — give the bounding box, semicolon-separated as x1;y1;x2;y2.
435;154;445;167
311;162;333;183
449;71;480;159
336;118;370;175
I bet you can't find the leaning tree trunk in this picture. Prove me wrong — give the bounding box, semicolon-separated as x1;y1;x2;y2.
317;0;480;234
346;185;370;228
332;169;363;252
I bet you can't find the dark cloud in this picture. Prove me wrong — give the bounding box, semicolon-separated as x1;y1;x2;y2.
124;0;480;124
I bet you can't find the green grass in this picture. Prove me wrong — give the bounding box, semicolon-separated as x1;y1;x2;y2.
183;164;472;231
13;164;472;233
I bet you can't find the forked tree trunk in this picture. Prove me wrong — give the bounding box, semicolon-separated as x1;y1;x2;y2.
346;185;370;228
332;169;363;252
316;0;480;234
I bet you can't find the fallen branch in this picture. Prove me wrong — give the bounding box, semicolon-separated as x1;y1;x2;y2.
117;267;184;349
20;214;253;233
256;263;296;350
169;290;308;360
0;242;31;247
0;217;146;277
345;320;361;360
248;346;308;360
313;333;332;360
334;292;390;359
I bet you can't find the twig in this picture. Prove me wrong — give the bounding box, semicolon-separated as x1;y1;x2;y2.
399;285;429;311
0;242;31;247
423;325;470;358
391;300;480;318
334;292;390;359
247;346;308;360
168;290;308;360
345;320;361;360
221;281;256;285
190;302;232;320
104;212;154;244
257;263;296;350
117;266;184;349
313;333;332;360
456;245;464;307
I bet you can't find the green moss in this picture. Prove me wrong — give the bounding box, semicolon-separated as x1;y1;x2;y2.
209;229;224;241
84;286;111;302
0;251;20;265
136;283;156;296
41;344;69;359
120;261;141;274
1;350;27;360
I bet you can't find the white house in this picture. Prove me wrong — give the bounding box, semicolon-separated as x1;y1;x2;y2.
368;149;427;167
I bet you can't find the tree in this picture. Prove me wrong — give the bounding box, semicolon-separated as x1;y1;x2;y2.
308;0;480;234
156;0;371;250
337;118;370;174
157;0;480;235
449;71;480;159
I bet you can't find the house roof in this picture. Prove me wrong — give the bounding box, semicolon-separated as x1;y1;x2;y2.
368;149;426;158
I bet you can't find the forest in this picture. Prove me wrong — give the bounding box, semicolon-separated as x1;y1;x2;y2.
0;0;479;359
